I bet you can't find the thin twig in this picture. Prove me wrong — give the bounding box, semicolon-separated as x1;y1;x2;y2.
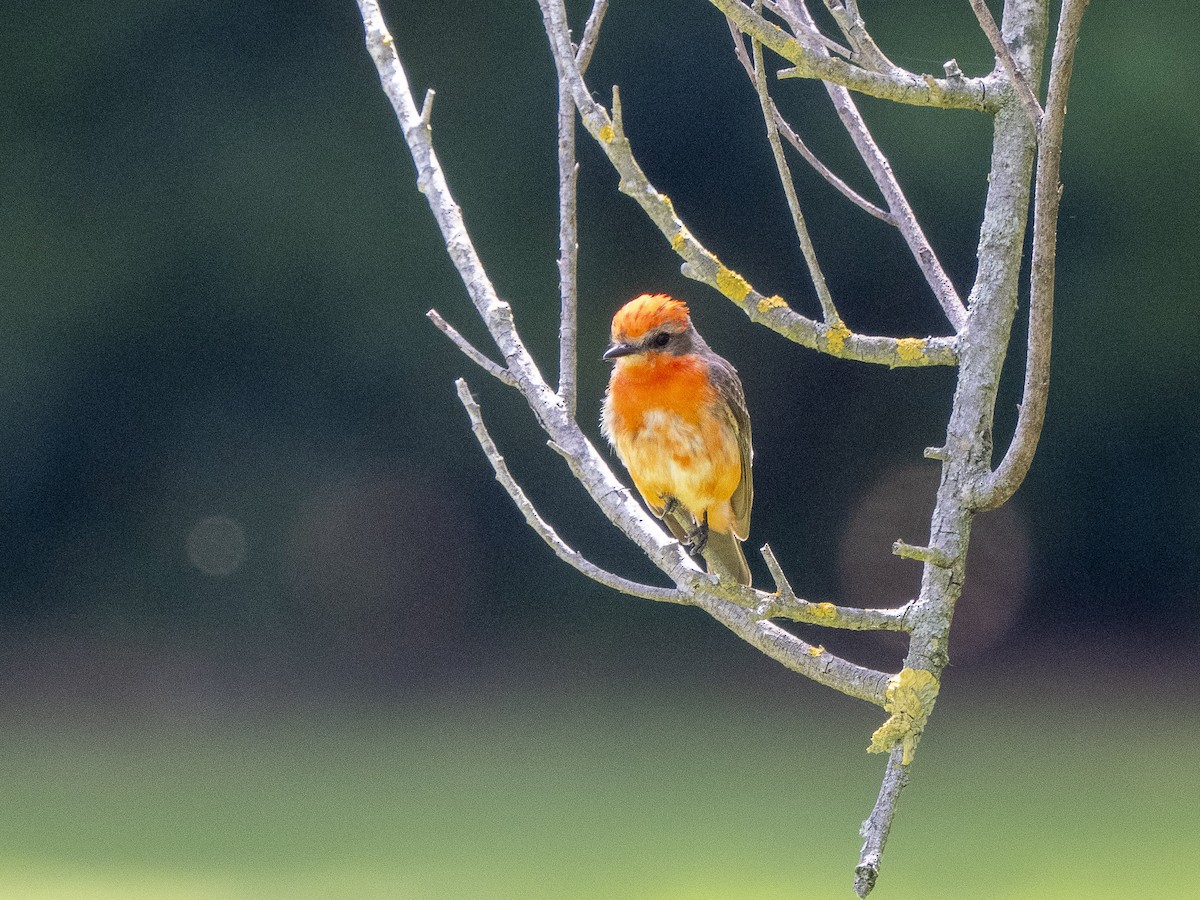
556;85;580;416
728;20;893;223
750;5;841;324
777;111;893;223
457;379;687;603
575;0;608;69
554;0;608;419
763;0;850;58
356;0;555;411
819;0;898;72
758;544;910;631
976;0;1089;510
711;0;995;112
855;748;909;897
774;0;968;330
969;0;1045;131
428;309;517;386
540;1;959;366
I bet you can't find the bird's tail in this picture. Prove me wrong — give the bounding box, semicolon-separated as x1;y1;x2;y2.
704;530;751;586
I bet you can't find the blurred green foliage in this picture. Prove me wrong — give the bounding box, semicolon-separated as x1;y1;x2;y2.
0;686;1194;898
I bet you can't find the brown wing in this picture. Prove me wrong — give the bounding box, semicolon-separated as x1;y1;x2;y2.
708;355;752;541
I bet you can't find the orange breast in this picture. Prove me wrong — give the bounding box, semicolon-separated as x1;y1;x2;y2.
603;354;741;530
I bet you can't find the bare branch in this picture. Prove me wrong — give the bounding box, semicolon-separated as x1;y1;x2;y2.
539;1;959;367
456;379;687;603
711;0;997;112
778;110;893;223
728;20;893;223
750;13;841;324
892;540;952;568
697;597;893;705
969;0;1044;131
977;0;1089;511
759;545;910;631
427;309;516;386
556;90;581;416
818;0;898;72
776;0;968;330
363;2;1084;891
763;0;850;58
575;0;609;70
554;0;608;420
357;0;561;423
855;748;909;897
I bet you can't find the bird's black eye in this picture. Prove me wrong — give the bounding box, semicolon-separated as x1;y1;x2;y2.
650;331;671;349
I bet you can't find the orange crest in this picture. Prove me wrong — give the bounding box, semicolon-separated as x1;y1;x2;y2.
611;293;691;341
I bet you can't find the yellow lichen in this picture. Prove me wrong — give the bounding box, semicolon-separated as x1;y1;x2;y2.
806;644;825;658
670;231;686;252
598;124;615;143
811;602;837;619
896;338;926;362
825;321;852;354
715;267;751;302
756;294;788;314
868;668;940;765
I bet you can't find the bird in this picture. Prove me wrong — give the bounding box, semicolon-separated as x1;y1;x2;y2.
601;293;753;585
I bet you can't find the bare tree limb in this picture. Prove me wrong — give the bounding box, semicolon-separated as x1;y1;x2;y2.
970;0;1044;131
556;83;581;417
575;0;609;70
696;600;894;704
819;0;898;72
976;0;1089;510
855;748;909;897
759;544;910;631
750;8;841;324
763;0;851;58
554;0;608;420
728;21;894;224
539;0;960;366
773;0;969;330
848;4;1053;890
427;309;516;386
456;378;687;603
711;0;999;111
777;110;894;224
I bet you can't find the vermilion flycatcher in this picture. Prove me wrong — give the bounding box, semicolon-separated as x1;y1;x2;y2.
601;293;753;585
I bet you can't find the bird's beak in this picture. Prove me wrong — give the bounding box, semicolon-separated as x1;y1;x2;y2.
603;342;637;361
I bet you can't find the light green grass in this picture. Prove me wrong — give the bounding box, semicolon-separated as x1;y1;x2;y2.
0;686;1193;899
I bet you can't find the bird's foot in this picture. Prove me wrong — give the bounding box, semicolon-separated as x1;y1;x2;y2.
684;517;709;556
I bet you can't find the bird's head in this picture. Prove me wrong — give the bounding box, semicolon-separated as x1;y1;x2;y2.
604;293;696;362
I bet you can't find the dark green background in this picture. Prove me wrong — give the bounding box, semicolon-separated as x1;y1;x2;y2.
2;2;1198;896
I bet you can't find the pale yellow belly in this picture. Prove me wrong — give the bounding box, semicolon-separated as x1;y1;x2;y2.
614;408;739;517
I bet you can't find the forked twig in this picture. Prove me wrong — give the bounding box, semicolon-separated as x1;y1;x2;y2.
749;5;841;324
977;0;1090;509
969;0;1045;131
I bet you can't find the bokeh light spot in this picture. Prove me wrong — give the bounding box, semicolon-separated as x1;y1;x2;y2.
838;465;1031;662
186;515;247;577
